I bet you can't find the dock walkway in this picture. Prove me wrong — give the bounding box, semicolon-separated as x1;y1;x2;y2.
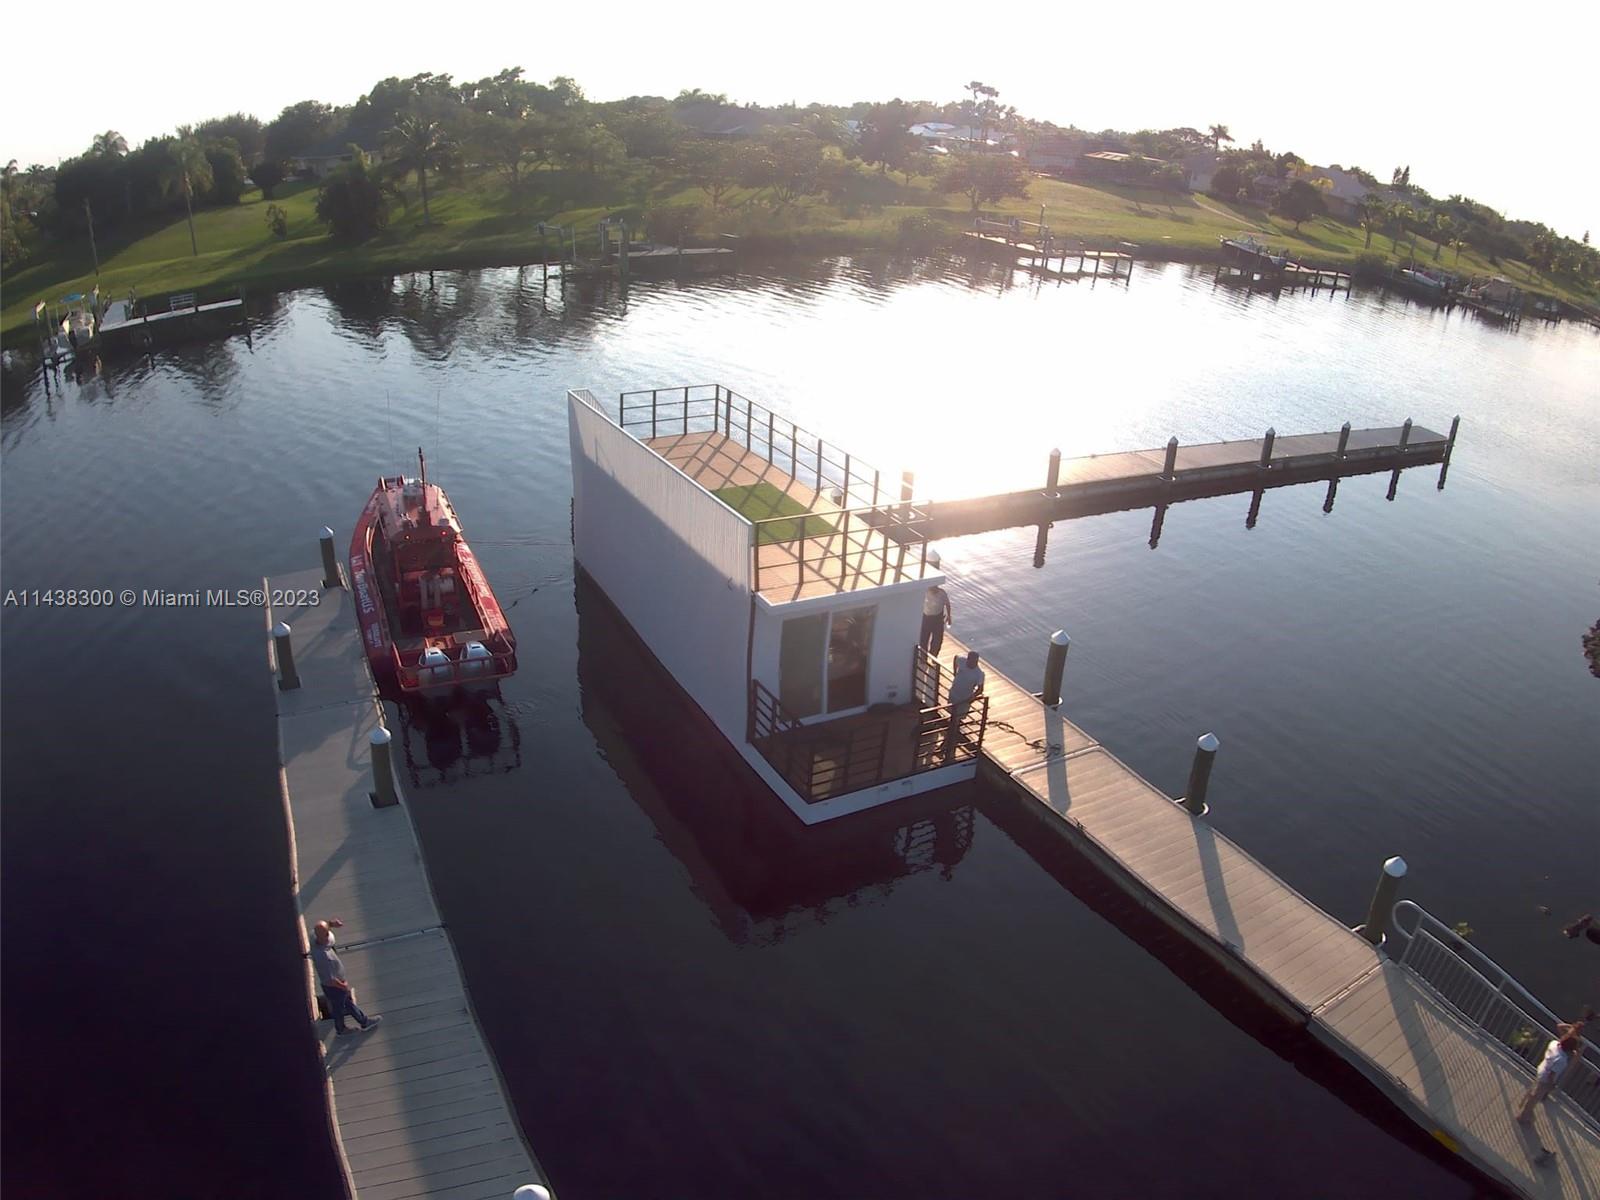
267;567;544;1200
946;629;1599;1198
924;423;1452;537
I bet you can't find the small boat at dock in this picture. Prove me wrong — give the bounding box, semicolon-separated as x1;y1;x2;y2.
350;450;517;698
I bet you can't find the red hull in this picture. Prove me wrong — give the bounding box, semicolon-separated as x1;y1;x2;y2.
350;474;517;698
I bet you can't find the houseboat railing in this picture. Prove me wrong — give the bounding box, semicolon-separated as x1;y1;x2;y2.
618;383;895;514
1390;900;1599;1128
749;500;933;595
747;678;989;805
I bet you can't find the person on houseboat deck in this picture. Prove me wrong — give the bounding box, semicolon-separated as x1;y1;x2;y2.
942;650;986;762
920;576;953;656
309;918;382;1037
1515;1021;1585;1124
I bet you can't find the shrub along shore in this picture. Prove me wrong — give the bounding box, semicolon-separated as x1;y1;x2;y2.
4;167;1591;346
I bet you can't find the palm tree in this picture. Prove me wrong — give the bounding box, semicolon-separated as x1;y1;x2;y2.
1208;123;1234;152
1358;194;1385;249
168;127;213;257
91;130;129;158
1387;202;1413;254
384;113;457;225
1432;214;1453;262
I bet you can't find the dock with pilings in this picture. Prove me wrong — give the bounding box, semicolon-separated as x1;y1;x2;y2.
917;419;1457;542
962;221;1135;281
266;550;549;1200
946;626;1600;1198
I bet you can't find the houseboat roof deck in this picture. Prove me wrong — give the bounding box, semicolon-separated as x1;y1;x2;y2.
646;429;934;602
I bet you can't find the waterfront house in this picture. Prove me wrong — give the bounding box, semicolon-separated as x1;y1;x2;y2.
1027;133;1091;175
292;137;383;179
567;385;990;825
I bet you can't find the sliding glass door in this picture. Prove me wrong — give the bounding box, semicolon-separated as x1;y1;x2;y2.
778;605;876;719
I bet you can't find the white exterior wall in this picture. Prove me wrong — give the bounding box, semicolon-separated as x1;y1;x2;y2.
749;577;936;717
568;390;752;739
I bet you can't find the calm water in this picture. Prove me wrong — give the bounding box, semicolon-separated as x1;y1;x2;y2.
3;257;1595;1198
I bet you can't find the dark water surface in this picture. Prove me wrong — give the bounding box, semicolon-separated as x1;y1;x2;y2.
3;257;1595;1198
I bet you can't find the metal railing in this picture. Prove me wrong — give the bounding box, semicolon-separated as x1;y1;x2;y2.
1391;900;1599;1128
748;678;888;803
617;383;894;513
747;665;988;805
750;500;933;595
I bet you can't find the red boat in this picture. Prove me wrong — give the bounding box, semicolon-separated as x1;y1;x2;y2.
350;450;517;697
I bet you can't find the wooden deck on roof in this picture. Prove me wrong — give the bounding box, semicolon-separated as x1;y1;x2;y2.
646;429;930;602
949;629;1599;1198
267;568;544;1200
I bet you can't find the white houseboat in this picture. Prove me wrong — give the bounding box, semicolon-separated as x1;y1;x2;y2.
568;384;989;825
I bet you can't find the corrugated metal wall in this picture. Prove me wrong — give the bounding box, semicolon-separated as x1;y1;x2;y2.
568;390;753;740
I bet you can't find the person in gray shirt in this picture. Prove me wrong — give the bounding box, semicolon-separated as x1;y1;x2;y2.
942;650;986;762
309;918;381;1036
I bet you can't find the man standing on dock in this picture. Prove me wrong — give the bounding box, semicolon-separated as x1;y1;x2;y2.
943;650;986;762
309;918;382;1037
921;578;953;657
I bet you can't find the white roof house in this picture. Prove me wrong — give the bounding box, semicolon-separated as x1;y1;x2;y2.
568;384;989;825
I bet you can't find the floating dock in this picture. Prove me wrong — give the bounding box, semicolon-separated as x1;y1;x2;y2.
266;565;546;1200
921;421;1454;539
948;630;1600;1199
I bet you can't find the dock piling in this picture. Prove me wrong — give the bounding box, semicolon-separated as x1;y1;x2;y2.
1259;427;1276;468
1323;477;1338;513
319;527;341;590
1042;630;1071;708
514;1188;553;1200
1246;489;1264;529
1336;422;1351;459
1359;856;1408;946
369;726;399;808
1399;418;1413;451
1161;437;1179;481
1443;415;1460;464
273;621;300;691
1181;733;1218;816
1046;448;1061;496
1148;504;1166;549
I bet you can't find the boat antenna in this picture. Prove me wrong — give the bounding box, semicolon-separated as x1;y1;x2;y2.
385;390;396;475
418;446;426;484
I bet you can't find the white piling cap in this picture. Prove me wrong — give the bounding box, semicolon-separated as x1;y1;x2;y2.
927;549;941;568
1196;732;1219;752
369;726;392;747
272;621;292;638
513;1188;552;1200
321;526;335;539
1383;855;1408;877
1050;629;1071;647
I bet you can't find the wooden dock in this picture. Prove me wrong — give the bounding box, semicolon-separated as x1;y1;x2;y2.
945;628;1599;1198
266;567;546;1200
962;229;1135;281
922;422;1454;539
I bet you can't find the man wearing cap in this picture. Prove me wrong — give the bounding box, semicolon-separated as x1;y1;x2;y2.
308;917;382;1037
920;556;953;656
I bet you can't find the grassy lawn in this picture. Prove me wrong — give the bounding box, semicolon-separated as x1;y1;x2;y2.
6;162;1591;343
715;481;836;543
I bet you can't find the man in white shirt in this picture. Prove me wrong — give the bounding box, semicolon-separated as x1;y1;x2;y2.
920;583;952;656
1516;1024;1584;1124
942;651;986;762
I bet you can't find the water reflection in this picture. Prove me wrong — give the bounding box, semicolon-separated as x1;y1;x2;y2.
391;691;523;786
574;572;975;945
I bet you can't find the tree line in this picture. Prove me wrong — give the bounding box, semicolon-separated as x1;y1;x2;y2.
3;72;1593;290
